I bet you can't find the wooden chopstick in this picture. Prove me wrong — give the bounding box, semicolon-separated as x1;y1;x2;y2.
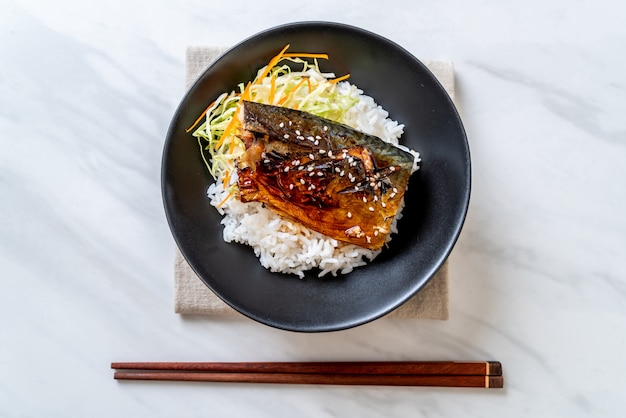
111;361;501;376
113;371;503;388
111;361;503;388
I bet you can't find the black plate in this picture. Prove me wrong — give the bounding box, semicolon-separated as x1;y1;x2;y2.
162;22;470;332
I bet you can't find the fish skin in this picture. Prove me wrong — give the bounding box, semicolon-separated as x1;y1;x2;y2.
235;100;415;250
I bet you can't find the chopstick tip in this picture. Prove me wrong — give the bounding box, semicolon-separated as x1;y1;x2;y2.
487;375;504;389
486;361;502;376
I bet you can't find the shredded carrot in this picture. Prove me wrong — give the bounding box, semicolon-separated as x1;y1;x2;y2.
214;81;250;151
190;45;349;192
292;78;308;94
188;47;331;134
277;94;289;106
217;190;234;207
330;73;351;84
215;116;237;150
255;44;290;84
222;170;231;186
269;74;276;104
185;98;218;133
282;53;328;60
278;78;308;106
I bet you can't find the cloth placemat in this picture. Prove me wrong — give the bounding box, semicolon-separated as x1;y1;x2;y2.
175;46;455;320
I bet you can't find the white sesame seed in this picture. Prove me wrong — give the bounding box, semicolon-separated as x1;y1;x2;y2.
284;134;289;139
314;140;319;145
264;159;270;164
323;125;328;131
284;166;290;172
327;151;333;158
307;136;314;141
335;167;340;173
288;121;292;126
315;135;321;140
309;154;315;160
295;130;300;135
366;236;371;243
373;196;379;202
362;196;367;203
340;170;345;176
368;207;374;212
350;177;356;183
309;172;315;176
374;229;379;236
298;135;305;140
289;184;294;190
317;172;324;176
300;179;305;184
347;212;352;218
308;166;314;171
279;122;284;128
382;202;386;208
389;166;396;172
390;192;396;198
393;187;398;193
319;149;326;154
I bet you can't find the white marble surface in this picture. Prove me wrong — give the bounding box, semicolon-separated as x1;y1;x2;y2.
2;0;625;416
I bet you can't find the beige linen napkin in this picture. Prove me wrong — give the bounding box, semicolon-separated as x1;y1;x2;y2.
175;46;455;320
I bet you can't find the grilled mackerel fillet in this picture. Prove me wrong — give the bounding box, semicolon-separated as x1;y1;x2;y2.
235;101;415;250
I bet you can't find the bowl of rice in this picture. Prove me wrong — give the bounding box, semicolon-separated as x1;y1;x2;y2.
162;22;470;332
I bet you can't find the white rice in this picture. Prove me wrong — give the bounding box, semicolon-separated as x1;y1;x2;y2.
207;83;420;278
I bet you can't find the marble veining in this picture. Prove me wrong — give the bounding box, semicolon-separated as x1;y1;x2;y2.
2;0;626;416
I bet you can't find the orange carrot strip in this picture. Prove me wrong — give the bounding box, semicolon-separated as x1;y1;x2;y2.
277;94;289;106
216;82;250;151
222;170;231;186
215;117;237;150
292;78;308;93
282;53;328;59
217;190;234;207
185;98;218;133
278;78;308;106
306;77;312;94
255;44;290;84
330;73;351;84
292;78;308;99
269;74;276;104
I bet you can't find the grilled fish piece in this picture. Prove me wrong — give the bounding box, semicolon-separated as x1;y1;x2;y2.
235;100;416;250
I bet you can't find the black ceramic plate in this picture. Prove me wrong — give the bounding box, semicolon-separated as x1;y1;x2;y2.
162;22;470;332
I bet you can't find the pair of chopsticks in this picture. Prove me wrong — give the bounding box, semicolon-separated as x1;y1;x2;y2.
111;361;503;388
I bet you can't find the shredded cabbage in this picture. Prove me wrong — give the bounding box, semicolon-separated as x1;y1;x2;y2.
189;49;359;188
